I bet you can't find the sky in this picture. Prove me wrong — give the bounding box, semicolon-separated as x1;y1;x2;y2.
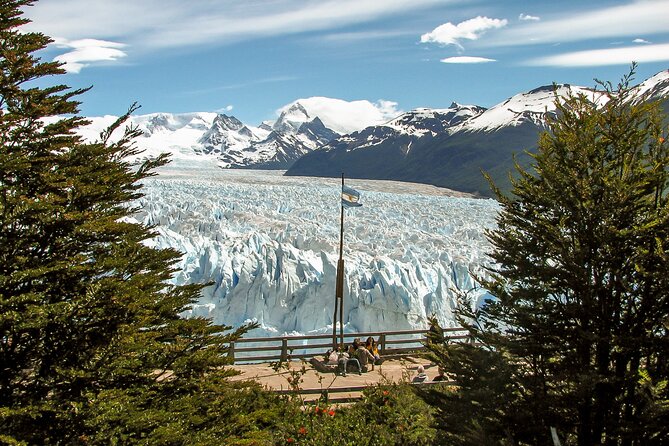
23;0;669;127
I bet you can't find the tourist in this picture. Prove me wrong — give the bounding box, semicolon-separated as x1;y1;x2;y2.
348;338;361;356
412;365;428;383
432;366;447;382
365;336;382;365
354;343;376;372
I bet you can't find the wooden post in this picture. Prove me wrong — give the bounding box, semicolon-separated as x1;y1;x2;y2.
337;172;344;353
379;333;386;355
280;338;288;362
332;293;339;350
229;341;235;363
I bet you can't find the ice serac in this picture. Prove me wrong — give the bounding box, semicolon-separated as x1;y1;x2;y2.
136;166;498;338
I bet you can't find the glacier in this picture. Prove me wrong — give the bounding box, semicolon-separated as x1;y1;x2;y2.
133;159;499;338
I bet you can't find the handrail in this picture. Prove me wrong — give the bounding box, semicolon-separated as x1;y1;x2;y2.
229;327;468;364
269;380;457;404
234;327;463;343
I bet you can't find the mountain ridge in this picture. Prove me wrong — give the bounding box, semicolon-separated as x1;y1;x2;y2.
69;69;669;197
287;70;669;197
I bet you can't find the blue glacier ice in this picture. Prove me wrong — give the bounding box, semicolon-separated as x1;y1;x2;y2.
133;160;499;337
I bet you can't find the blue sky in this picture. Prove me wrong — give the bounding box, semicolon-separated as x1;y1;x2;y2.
24;0;669;126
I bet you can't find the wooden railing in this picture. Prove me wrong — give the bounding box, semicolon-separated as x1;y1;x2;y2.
229;327;468;364
274;380;458;404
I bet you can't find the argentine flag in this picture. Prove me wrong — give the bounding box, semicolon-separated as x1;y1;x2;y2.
342;185;362;208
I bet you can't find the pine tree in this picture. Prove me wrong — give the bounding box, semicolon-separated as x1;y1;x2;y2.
0;2;269;444
424;68;669;445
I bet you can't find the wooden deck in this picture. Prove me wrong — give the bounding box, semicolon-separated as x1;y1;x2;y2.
229;355;450;403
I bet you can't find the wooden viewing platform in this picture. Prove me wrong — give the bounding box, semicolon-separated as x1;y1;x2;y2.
228;327;466;403
229;327;468;363
230;355;454;403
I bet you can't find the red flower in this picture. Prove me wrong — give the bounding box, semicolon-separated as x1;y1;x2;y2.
298;426;307;435
328;409;336;417
382;390;389;396
286;438;295;444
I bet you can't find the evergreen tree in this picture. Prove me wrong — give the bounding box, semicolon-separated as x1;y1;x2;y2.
0;1;267;444
423;68;669;445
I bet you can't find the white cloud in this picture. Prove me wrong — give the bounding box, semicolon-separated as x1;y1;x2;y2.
184;76;299;96
492;1;669;47
277;97;402;134
216;105;234;113
374;100;402;119
53;38;127;73
528;43;669;67
440;56;496;64
321;30;414;43
24;0;445;51
518;13;540;21
633;38;651;44
420;16;508;50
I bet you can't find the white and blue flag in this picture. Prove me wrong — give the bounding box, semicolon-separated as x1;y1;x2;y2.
342;185;362;208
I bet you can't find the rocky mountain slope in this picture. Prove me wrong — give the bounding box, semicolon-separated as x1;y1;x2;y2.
71;70;669;196
286;84;597;197
74;101;343;170
287;70;669;197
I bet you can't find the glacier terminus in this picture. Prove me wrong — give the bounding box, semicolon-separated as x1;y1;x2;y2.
133;159;499;338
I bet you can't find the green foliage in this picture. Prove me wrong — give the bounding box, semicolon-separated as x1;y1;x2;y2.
0;1;266;443
420;341;527;445
423;66;669;445
273;384;436;446
82;381;282;446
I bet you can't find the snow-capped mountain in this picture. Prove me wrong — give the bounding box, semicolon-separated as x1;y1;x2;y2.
386;104;487;135
458;84;595;132
191;106;341;169
228;115;340;169
287;70;669;197
71;95;401;170
286;84;593;196
272;102;311;134
313;103;485;157
72;107;340;169
70;70;668;196
633;69;669;104
274;96;402;134
196;114;268;158
75;112;224;163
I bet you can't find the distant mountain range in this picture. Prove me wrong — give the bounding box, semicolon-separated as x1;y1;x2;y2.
74;69;669;197
287;70;669;197
75;100;343;169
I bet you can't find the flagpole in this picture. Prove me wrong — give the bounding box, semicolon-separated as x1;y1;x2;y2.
337;173;345;353
332;277;339;351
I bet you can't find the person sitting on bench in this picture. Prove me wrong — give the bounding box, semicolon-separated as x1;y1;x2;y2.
336;351;362;376
350;338;375;372
365;336;382;365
